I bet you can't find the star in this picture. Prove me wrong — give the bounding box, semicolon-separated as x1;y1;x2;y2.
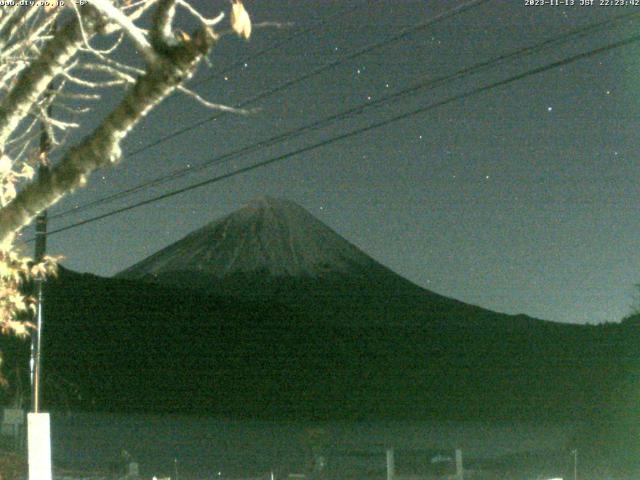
547;106;553;112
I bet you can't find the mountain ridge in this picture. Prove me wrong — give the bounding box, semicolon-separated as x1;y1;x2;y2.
118;196;378;279
116;196;545;328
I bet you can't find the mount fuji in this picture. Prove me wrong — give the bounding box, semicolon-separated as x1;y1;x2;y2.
119;196;376;279
117;196;528;328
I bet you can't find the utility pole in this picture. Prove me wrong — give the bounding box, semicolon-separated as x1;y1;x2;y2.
30;8;58;416
27;19;55;480
30;117;50;414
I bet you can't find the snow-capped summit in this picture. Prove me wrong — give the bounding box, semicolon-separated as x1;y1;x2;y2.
118;196;378;280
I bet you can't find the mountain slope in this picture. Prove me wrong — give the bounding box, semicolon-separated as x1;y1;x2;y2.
117;197;536;328
119;196;376;278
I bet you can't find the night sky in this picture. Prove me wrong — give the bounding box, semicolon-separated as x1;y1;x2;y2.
23;0;640;325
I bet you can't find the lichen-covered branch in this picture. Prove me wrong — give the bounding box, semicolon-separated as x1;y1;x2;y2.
0;27;217;244
86;0;158;63
0;8;102;149
0;7;39;52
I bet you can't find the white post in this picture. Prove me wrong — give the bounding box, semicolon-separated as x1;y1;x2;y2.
386;448;395;480
455;449;463;480
27;412;52;480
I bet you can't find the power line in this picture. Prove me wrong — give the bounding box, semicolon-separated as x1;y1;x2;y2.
127;0;487;155
44;2;384;221
46;0;497;220
34;30;640;241
173;1;374;92
50;9;640;221
100;4;487;154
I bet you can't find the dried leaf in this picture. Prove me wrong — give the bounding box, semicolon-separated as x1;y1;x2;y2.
0;155;11;175
177;30;191;42
231;0;251;40
18;164;34;180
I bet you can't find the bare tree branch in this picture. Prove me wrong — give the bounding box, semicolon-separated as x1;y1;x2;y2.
0;7;39;51
176;84;254;114
0;26;218;243
177;0;225;28
0;8;103;149
86;0;158;64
